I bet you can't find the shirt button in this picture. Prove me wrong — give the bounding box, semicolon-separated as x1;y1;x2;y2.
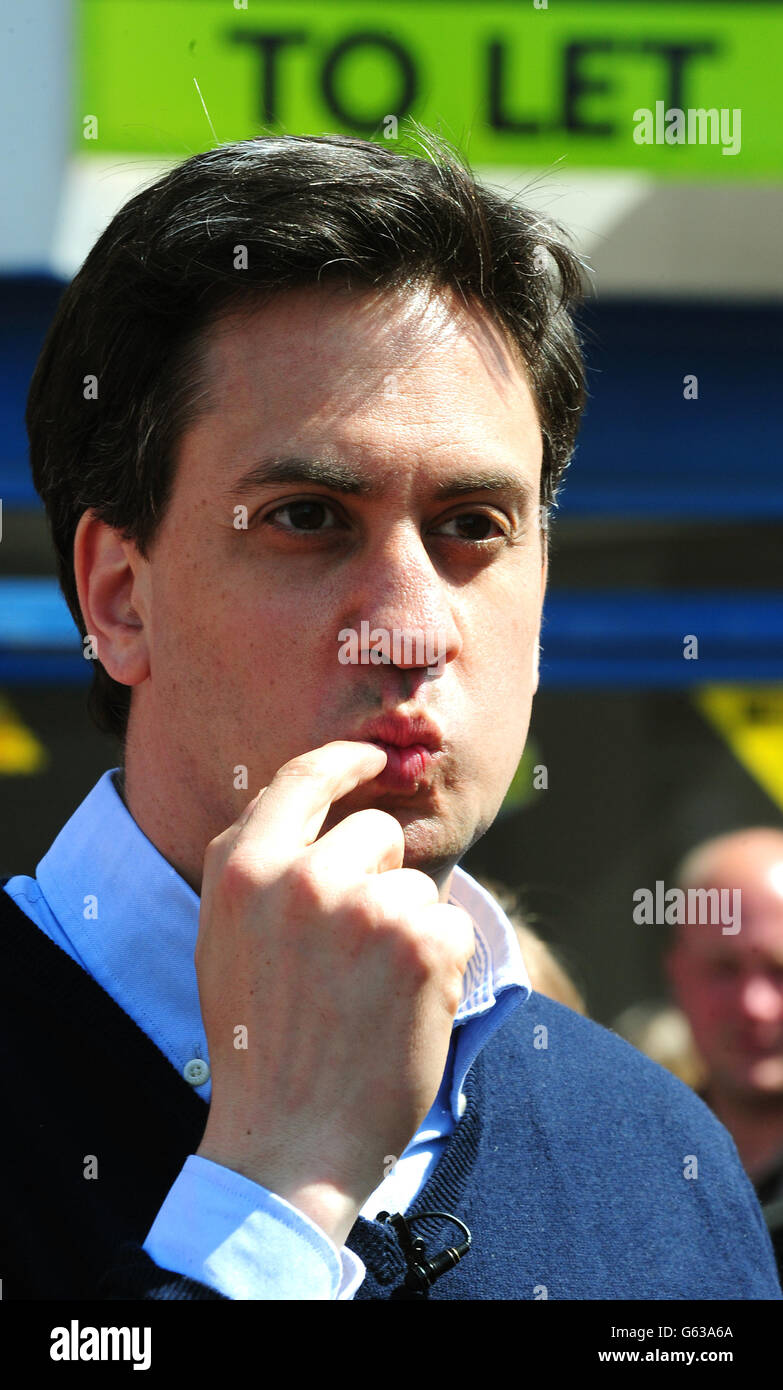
183;1058;210;1086
457;1092;467;1117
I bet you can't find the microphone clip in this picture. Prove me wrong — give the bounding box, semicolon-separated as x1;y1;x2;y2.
376;1209;472;1296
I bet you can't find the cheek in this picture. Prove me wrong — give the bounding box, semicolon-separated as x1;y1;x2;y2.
693;987;737;1034
163;553;307;661
483;627;538;733
676;975;724;1027
147;587;241;730
455;601;539;785
469;578;540;682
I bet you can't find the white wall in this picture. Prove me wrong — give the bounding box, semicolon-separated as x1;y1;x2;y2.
0;0;71;272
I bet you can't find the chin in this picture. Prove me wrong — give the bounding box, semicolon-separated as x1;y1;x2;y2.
395;811;472;880
746;1061;783;1093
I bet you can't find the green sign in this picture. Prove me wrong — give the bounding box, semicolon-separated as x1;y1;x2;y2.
78;1;783;176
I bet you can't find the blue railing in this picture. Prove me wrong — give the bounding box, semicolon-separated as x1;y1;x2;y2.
2;579;782;688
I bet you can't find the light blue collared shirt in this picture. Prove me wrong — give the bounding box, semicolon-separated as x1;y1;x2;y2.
3;767;530;1299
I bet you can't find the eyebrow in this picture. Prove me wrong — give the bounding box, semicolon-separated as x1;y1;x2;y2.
227;455;374;500
432;470;537;512
227;455;538;512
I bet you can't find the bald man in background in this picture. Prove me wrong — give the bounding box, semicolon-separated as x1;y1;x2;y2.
666;828;783;1270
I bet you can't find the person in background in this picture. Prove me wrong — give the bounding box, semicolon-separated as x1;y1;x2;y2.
612;1001;706;1092
666;826;783;1271
513;921;587;1017
477;878;586;1015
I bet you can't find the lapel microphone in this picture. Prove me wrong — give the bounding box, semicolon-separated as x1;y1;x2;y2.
376;1209;472;1296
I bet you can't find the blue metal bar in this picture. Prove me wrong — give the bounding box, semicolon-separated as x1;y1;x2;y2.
2;579;783;688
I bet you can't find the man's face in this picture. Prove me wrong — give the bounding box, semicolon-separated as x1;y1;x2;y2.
127;282;546;886
668;859;783;1099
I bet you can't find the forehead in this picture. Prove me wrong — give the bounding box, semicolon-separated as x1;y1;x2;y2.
183;282;542;494
674;840;783;964
207;279;530;393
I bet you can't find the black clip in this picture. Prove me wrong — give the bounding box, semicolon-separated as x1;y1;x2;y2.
376;1209;472;1295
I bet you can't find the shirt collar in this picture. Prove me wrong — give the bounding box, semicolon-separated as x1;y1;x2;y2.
448;865;532;1020
36;767;206;1083
445;866;531;1117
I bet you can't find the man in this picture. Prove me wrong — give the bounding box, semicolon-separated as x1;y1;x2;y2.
667;827;783;1270
1;131;779;1300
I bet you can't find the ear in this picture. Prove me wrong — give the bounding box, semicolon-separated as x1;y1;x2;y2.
73;509;151;688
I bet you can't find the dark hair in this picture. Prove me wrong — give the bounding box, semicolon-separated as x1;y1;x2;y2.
27;128;587;746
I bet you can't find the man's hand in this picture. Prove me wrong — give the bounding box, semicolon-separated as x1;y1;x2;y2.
194;741;475;1249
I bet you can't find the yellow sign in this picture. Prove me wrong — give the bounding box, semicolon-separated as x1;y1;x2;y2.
0;697;48;777
695;686;783;814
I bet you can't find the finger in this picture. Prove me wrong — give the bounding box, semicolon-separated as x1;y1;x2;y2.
418;901;476;973
361;866;441;911
234;740;388;857
235;786;266;831
307;807;406;878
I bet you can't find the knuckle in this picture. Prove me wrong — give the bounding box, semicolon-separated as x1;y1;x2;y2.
443;976;464;1016
402;867;440;903
287;856;327;911
393;920;438;981
218;850;264;906
343;880;387;935
354;887;426;963
203;829;229;870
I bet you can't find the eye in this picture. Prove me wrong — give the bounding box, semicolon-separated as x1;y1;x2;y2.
434;512;507;542
264;499;344;533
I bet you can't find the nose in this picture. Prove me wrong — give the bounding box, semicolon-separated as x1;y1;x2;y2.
738;972;783;1023
344;523;462;674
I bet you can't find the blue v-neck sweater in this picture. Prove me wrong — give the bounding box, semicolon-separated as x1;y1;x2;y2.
0;884;779;1300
